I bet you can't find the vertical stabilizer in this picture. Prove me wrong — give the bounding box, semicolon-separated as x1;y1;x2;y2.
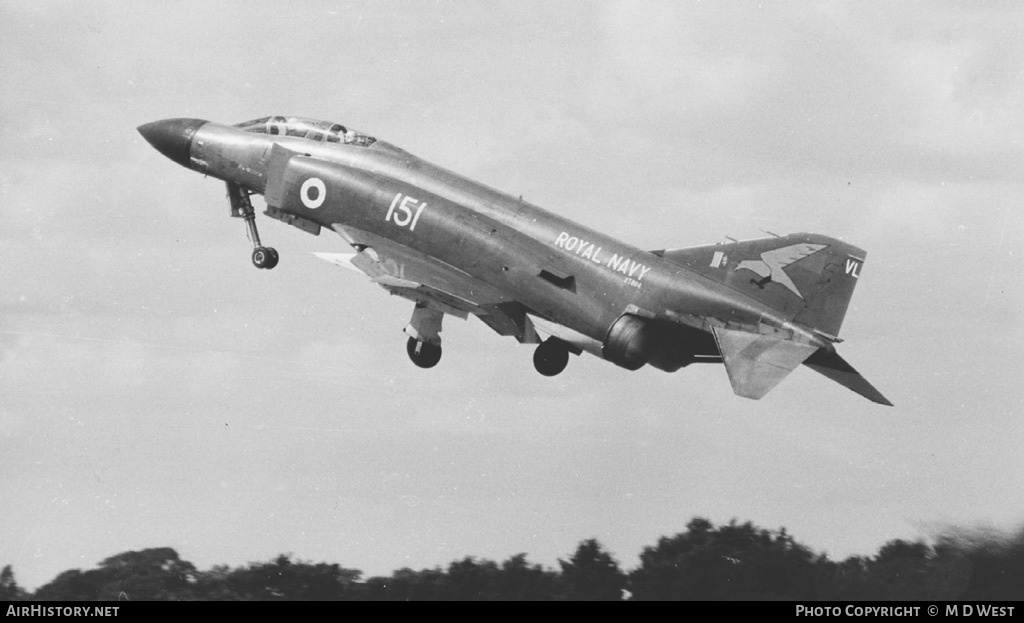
659;233;867;338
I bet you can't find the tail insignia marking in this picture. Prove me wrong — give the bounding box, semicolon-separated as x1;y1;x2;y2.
734;243;827;299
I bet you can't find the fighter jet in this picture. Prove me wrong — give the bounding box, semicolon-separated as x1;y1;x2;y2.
138;116;891;405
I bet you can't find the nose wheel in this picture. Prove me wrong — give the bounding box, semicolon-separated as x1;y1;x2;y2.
228;182;278;270
252;247;279;269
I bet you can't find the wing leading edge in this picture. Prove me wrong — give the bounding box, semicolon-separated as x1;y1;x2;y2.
315;225;541;345
802;349;893;406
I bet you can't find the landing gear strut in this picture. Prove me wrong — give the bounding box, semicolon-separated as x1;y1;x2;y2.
533;338;569;376
228;182;278;269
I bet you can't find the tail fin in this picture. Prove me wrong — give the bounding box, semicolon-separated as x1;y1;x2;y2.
658;234;890;405
658;233;866;338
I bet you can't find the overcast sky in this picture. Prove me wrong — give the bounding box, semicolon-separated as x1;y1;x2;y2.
2;1;1022;591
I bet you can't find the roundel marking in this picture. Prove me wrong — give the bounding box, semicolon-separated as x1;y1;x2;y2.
300;177;326;209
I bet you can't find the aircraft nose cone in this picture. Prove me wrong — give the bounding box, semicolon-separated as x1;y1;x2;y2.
137;118;207;167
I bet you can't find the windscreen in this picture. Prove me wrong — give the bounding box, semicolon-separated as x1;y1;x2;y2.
234;116;376;147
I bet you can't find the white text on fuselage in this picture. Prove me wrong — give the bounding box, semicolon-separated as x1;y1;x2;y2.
385;193;427;232
553;231;651;288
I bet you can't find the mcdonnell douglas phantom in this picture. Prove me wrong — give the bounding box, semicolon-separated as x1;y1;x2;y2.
138;116;891;405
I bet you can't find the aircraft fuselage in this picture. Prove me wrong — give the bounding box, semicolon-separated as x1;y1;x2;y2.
139;116;891;404
184;121;807;346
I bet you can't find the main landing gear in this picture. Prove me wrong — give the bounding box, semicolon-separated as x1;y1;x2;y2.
407;338;442;368
533;338;569;376
398;302;572;376
228;182;278;269
404;304;444;368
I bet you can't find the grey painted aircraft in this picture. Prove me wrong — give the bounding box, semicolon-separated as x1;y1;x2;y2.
138;116;891;405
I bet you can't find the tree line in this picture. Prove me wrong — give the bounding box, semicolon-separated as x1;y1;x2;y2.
2;517;1021;600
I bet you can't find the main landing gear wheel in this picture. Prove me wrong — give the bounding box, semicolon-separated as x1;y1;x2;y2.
251;246;279;269
407;337;442;368
533;338;569;376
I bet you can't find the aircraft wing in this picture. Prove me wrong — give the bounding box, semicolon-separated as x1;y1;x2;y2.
317;225;540;343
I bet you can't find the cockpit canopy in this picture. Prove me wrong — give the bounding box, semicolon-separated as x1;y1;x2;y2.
234;116;377;147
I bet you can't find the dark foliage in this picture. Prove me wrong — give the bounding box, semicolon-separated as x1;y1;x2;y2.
9;519;1023;600
559;539;627;600
1;565;28;601
628;518;818;600
816;539;968;600
34;547;198;601
933;526;1024;600
815;530;1024;601
365;553;561;600
196;554;362;600
366;567;450;601
497;553;562;600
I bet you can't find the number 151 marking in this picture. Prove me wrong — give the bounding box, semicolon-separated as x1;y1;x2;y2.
386;193;427;231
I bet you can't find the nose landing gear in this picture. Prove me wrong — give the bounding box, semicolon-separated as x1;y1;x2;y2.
251;247;279;270
228;182;278;269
